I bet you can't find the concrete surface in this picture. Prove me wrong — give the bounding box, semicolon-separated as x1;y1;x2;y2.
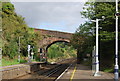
58;64;119;81
0;63;41;79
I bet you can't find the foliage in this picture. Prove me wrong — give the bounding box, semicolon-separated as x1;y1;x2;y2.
47;42;77;62
72;2;120;69
2;57;27;66
2;2;42;59
71;22;94;62
2;58;19;66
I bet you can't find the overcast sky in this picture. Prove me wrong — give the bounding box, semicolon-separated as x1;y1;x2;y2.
11;2;88;33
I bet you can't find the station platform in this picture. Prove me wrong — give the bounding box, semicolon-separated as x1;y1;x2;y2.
57;64;119;81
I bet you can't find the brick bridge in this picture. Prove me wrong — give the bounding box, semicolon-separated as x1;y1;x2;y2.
34;28;73;55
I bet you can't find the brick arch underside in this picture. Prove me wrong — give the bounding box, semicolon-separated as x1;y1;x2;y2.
38;37;70;52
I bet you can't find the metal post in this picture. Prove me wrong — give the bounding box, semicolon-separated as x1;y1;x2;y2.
114;0;119;80
18;37;20;62
31;48;34;60
28;45;31;63
92;46;96;73
0;48;2;81
40;48;42;62
31;52;34;60
94;19;101;76
0;50;1;66
0;28;2;66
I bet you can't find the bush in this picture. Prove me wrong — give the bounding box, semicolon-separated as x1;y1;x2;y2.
20;59;27;63
3;41;18;59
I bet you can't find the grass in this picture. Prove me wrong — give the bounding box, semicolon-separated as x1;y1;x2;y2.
2;58;19;66
2;57;27;66
103;69;114;73
103;68;120;73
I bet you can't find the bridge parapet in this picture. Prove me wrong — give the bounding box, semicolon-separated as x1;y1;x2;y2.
34;28;73;39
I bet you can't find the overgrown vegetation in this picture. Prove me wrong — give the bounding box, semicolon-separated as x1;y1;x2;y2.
1;2;42;64
2;57;27;66
71;2;120;72
47;42;77;62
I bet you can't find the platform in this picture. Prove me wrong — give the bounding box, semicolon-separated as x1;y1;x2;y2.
57;64;119;81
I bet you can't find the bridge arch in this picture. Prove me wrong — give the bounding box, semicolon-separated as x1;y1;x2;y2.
46;40;70;52
38;37;71;63
34;28;74;62
38;37;70;49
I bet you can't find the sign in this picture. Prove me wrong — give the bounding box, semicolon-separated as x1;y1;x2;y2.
28;45;31;51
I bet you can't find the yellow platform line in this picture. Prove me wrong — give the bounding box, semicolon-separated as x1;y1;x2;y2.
70;64;77;81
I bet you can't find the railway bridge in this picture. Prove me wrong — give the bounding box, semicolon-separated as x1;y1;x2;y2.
34;28;74;61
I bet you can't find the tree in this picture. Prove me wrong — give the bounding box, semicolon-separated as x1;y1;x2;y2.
71;22;94;63
2;2;42;59
72;2;120;69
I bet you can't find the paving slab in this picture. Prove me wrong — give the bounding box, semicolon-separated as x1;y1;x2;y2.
57;64;119;81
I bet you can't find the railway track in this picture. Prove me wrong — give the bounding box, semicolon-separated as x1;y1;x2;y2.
39;64;69;80
36;58;76;81
33;58;76;81
4;58;76;81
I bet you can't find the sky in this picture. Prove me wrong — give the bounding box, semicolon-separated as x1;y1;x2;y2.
11;1;88;33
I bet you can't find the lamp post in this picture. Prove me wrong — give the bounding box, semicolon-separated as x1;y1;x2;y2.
18;36;23;62
114;0;119;80
91;16;105;76
18;37;21;62
91;19;100;76
31;46;34;60
0;28;2;81
27;45;31;63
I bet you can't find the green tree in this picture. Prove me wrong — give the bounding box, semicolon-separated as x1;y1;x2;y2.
2;2;42;59
72;2;120;69
47;42;77;62
71;22;94;63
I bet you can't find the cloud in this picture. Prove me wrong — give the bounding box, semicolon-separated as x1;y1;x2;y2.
12;2;87;33
10;0;88;2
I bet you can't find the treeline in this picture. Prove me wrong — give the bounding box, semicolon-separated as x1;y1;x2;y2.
2;2;42;59
47;42;77;62
71;2;120;70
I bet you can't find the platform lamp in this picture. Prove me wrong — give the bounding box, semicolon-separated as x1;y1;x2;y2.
91;16;105;76
114;0;119;81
